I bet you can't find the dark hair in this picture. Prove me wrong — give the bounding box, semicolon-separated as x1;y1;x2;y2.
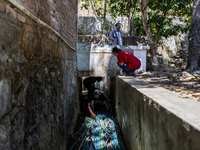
96;77;102;82
112;47;121;53
115;23;121;27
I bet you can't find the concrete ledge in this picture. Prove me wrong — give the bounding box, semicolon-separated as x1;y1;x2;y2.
115;76;200;150
77;44;132;77
77;44;150;76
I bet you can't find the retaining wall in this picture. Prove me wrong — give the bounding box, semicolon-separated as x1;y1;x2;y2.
78;16;134;35
115;76;200;150
0;0;78;149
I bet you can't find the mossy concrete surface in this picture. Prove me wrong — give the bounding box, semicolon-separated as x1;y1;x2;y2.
115;76;200;150
0;0;79;149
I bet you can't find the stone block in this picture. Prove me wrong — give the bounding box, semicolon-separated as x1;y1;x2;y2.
0;2;4;12
25;0;33;9
47;32;51;39
0;79;11;119
26;19;34;26
51;34;58;42
6;5;17;18
18;14;26;23
0;116;11;150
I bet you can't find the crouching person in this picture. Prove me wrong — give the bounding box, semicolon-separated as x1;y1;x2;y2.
112;47;141;75
87;89;109;119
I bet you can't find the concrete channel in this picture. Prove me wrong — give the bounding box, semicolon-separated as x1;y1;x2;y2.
76;44;200;150
2;0;199;149
114;76;200;150
70;75;200;150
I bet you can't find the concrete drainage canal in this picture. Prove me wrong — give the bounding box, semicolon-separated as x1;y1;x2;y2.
68;77;126;150
68;75;200;150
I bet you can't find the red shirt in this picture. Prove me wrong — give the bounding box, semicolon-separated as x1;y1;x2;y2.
116;51;141;70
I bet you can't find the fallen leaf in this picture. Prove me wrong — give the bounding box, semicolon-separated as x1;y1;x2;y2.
192;93;200;97
175;89;181;92
138;71;144;74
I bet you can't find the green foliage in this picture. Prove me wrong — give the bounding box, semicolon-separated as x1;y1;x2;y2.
80;0;105;16
133;0;192;41
171;76;177;82
133;14;146;36
78;27;87;35
186;69;190;72
167;73;172;79
79;0;192;42
108;0;192;43
107;0;138;18
102;25;110;33
192;74;198;79
166;73;177;82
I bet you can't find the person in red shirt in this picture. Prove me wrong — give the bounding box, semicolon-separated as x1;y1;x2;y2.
112;47;141;75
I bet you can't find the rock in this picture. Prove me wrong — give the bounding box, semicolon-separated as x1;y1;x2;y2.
0;79;11;118
182;71;193;78
170;64;176;68
0;115;11;150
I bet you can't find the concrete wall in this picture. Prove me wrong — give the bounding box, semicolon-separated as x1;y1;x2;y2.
0;0;78;149
115;76;200;150
77;44;126;77
77;44;150;76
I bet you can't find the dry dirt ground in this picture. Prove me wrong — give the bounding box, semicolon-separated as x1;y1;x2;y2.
136;70;200;101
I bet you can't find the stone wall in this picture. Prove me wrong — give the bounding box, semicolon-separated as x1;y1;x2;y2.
115;76;200;150
13;0;77;48
78;35;148;46
0;0;78;150
78;16;135;35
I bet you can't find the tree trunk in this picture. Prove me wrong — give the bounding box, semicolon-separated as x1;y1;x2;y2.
149;42;158;71
187;0;200;70
129;17;134;36
137;0;158;70
103;0;107;33
128;10;131;36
